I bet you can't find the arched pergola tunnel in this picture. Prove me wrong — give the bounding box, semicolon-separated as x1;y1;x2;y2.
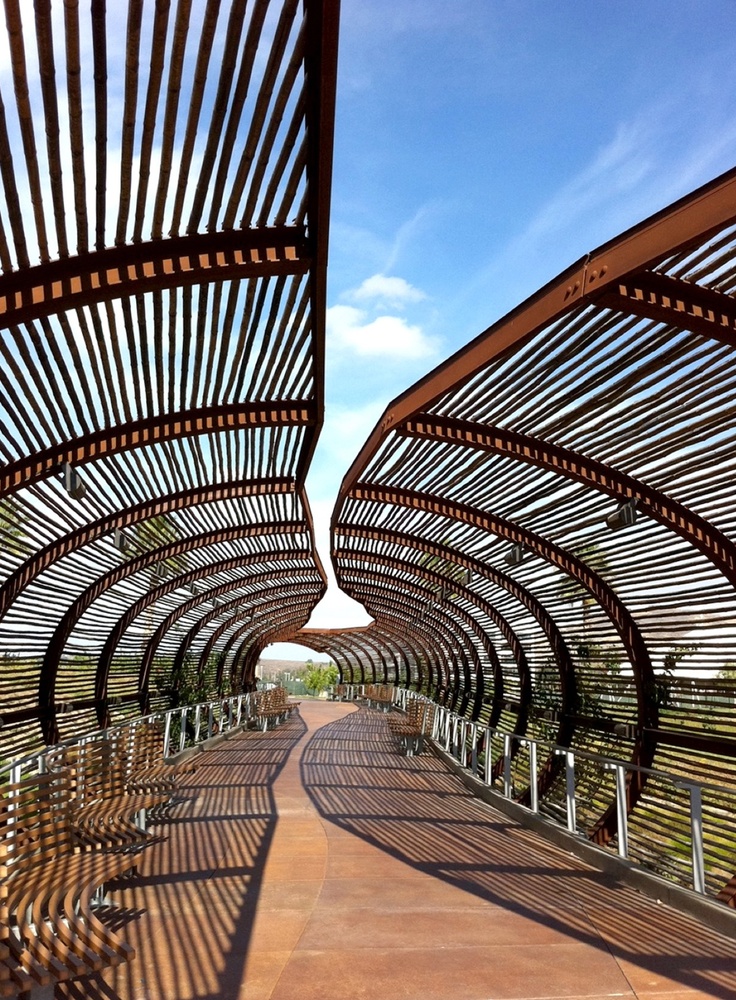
0;0;338;758
0;0;735;911
299;169;736;904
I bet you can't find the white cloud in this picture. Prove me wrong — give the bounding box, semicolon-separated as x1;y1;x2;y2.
327;303;435;359
351;273;427;308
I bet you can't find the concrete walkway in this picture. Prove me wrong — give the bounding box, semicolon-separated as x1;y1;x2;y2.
57;702;736;1000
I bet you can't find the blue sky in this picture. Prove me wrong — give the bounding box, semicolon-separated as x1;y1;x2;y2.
262;0;736;659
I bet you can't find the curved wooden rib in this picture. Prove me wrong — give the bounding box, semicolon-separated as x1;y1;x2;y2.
1;403;316;495
0;479;296;621
401;416;736;589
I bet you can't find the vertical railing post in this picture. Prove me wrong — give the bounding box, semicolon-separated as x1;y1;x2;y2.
194;704;202;743
676;781;705;894
615;764;629;859
528;739;538;814
470;723;478;775
484;729;493;785
163;711;172;758
565;751;577;834
503;733;512;798
179;707;187;752
208;703;214;739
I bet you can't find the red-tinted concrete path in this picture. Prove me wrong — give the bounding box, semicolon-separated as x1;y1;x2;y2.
57;702;736;1000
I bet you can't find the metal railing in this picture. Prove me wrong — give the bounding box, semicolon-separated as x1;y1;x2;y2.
393;690;736;901
1;691;262;785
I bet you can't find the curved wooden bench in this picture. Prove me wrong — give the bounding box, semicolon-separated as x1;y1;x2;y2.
125;721;192;796
48;737;167;851
0;770;136;993
389;700;436;755
365;683;395;713
255;687;295;730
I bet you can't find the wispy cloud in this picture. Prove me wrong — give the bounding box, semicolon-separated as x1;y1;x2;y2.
328;302;436;359
350;273;426;308
453;95;736;338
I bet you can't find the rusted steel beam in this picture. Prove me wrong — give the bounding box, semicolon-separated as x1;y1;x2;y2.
304;623;426;690
138;578;320;717
170;592;266;693
297;0;340;487
0;226;310;329
596;271;736;348
1;402;316;495
300;625;430;691
325;592;450;694
334;529;575;790
194;585;321;685
335;168;736;505
144;580;322;716
345;483;658;840
338;575;474;706
402;415;736;590
0;478;295;621
234;598;320;687
335;554;574;796
348;482;655;720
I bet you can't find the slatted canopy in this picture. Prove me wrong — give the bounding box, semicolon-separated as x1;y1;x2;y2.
1;0;736;910
321;168;736;902
0;0;338;758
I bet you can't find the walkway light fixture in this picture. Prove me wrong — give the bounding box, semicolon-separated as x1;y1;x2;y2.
113;528;129;553
60;462;86;500
504;543;524;567
606;499;638;531
152;562;167;581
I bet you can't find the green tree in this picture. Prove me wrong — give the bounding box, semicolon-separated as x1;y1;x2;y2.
132;514;189;577
303;661;338;695
655;644;700;708
418;539;470;600
0;497;27;556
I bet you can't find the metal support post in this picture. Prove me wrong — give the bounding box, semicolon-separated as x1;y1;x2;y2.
163;712;172;758
615;764;629;858
528;740;538;814
484;730;493;785
565;751;577;834
676;782;705;894
503;733;512;798
179;707;187;752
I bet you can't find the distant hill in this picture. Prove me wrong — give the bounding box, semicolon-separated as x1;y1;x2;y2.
257;657;331;678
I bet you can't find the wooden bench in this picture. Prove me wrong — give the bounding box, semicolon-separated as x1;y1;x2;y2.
0;769;137;995
388;699;436;755
254;687;297;730
364;683;394;712
125;721;195;796
47;733;168;851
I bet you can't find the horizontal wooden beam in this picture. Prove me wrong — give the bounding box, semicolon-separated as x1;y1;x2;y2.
0;227;310;328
